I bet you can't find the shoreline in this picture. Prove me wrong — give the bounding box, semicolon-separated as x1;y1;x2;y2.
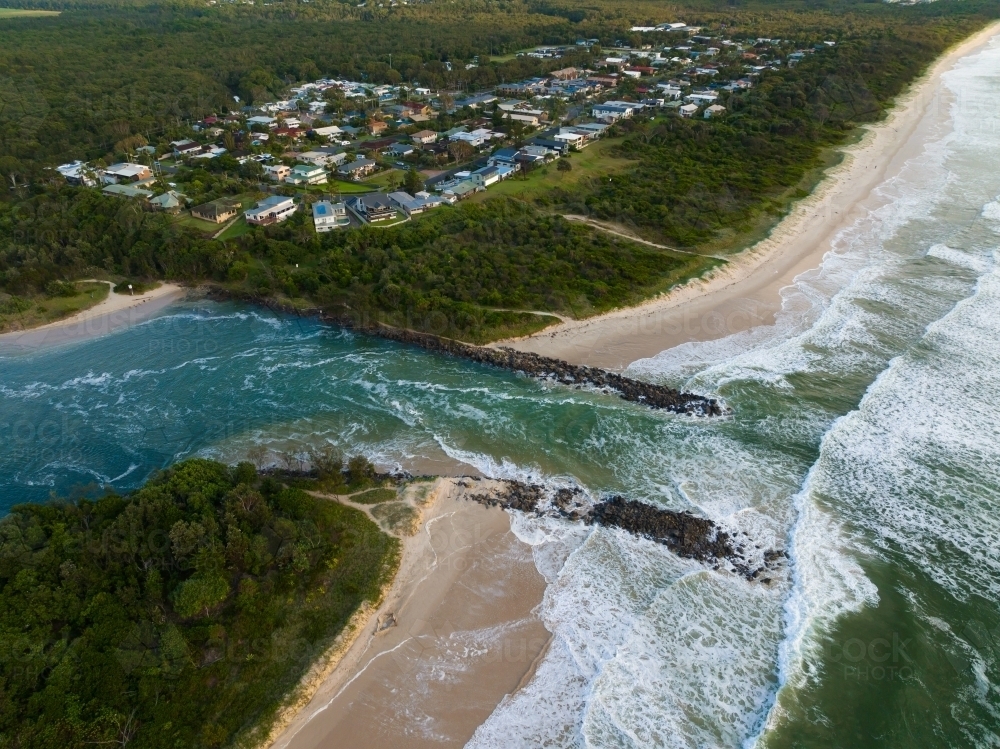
266;477;551;749
0;281;186;352
494;21;1000;371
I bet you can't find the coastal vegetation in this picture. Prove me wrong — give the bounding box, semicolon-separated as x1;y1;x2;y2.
0;279;108;332
0;458;399;748
1;0;998;342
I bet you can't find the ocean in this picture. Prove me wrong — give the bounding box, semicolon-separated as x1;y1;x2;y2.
3;34;1000;749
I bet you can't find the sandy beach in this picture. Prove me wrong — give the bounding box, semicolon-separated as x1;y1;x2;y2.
266;478;549;749
497;22;1000;371
0;281;186;352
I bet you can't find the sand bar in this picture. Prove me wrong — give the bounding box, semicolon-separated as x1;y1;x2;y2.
0;281;185;352
267;478;549;749
497;22;1000;371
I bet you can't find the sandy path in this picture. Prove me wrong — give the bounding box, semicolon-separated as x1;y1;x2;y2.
497;22;1000;371
0;281;186;351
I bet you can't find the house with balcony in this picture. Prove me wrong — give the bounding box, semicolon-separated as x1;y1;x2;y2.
346;194;397;223
337;158;377;181
312;200;349;232
285;163;328;186
264;164;291;181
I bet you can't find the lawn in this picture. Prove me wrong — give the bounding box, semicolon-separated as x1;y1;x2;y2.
325;179;375;195
216;215;252;241
361;169;403;191
0;8;60;16
0;281;108;333
469;138;635;203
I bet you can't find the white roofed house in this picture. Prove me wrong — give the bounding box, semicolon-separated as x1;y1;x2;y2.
56;161;98;187
553;129;588;149
591;102;635;123
704;104;727;119
684;91;719;105
245;195;297;225
171;139;203;158
679;103;700;118
299;149;348;168
101;162;153;184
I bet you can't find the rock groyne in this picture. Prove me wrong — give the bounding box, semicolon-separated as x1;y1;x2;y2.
205;288;722;416
465;479;783;582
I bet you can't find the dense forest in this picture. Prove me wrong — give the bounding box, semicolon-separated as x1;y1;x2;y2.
1;0;998;341
0;457;399;748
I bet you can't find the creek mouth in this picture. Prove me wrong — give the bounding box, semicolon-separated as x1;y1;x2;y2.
206;288;724;416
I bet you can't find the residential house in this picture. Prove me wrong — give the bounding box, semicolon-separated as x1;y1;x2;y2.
264;164;291;181
678;103;700;117
487;147;520;167
101;163;153;184
704;104;726;118
285;163;328;186
311;125;344;139
346;194;396;223
411;129;438;145
171;139;203;158
470;165;501;188
102;184;153;200
503;112;541;127
150;191;186;214
337;158;377;181
568;122;610;139
245;195;297;225
528;137;569;155
387;191;445;216
591;103;633;122
684;91;719;104
400;101;432;117
247;116;278;128
553;129;588;149
449;130;490;148
56;161;97;187
549;67;579;80
387;142;415;158
192;198;241;223
519;144;558;163
440;180;481;201
299;148;348;168
312;200;350;232
367;120;389;136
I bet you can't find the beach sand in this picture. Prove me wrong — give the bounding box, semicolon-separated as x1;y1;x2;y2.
496;22;1000;371
267;478;549;749
0;281;186;352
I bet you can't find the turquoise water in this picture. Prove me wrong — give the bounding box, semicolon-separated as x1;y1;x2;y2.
3;34;1000;749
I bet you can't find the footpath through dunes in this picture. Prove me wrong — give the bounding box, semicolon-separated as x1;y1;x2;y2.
206;287;724;416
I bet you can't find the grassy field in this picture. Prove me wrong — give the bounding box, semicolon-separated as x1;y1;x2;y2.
0;281;108;333
0;8;60;17
469;138;635;203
